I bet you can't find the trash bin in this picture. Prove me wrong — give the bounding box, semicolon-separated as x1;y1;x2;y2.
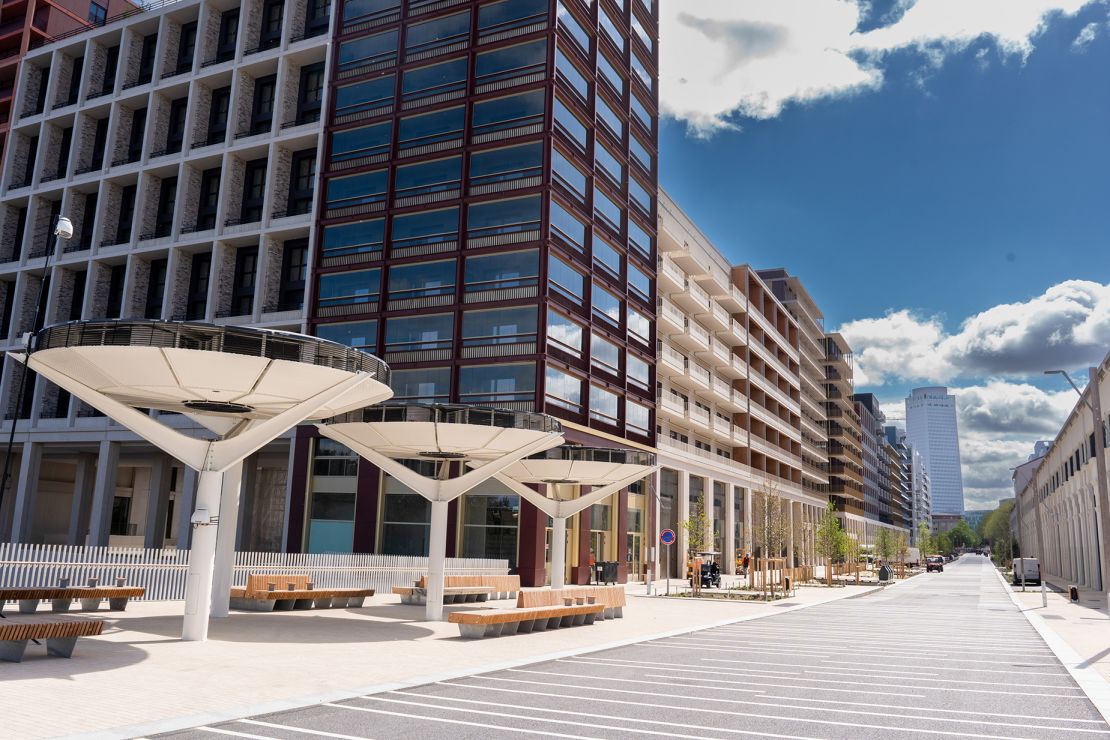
1070;585;1080;602
878;565;893;582
599;561;618;585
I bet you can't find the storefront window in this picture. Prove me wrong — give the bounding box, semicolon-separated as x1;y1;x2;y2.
380;467;433;556
461;482;519;566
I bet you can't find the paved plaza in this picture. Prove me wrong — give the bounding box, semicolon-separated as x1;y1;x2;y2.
161;557;1110;740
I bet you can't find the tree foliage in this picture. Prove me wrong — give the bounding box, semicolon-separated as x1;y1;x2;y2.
917;521;933;553
683;488;710;557
752;482;790;559
814;501;846;586
948;519;979;549
978;500;1017;565
875;527;895;563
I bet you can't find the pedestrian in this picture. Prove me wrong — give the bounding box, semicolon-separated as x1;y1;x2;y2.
588;548;597;584
742;552;751;576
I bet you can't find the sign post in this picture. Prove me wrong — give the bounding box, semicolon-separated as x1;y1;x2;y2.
660;528;676;596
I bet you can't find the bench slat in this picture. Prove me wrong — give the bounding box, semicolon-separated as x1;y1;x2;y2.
0;619;105;640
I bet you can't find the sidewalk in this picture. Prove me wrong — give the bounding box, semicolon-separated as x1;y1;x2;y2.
1011;582;1110;684
0;582;874;739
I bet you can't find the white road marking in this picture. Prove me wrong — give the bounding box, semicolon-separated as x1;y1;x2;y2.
194;728;275;740
323;703;603;740
636;640;1061;666
239;719;374;740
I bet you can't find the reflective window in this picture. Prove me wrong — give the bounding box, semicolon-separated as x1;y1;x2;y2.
391;206;459;249
470;142;543;188
627;399;650;435
330;121;392;165
478;0;547;34
318;268;380;307
592;282;621;325
599;5;625;51
462;305;538;347
384;313;453;352
316;320;377;349
556;50;589;102
552;147;588;199
629;176;652;214
459;362;535;404
630;134;653;172
591;332;620;374
593;236;621;276
628;306;650;344
337;29;397;71
631;51;653;92
631;14;653;53
380;473;431;556
402;58;467;100
387;259;456;300
549;254;583;303
596;95;624;139
594;188;621;232
554;97;587;147
594;140;624;189
464;248;539;291
475;39;546;84
631;93;652;132
549;199;587;252
471;89;545;137
398;106;465;147
461;486;520;567
343;0;400;24
394;156;462;198
406;11;470;56
556;1;590;54
628;217;653;258
467;195;541;238
547;308;583;357
597;52;626;99
627;353;650;388
391;367;450;402
590;385;620;424
545;365;582;413
334;75;396;119
326;169;387;209
628;262;650;302
322;218;385;258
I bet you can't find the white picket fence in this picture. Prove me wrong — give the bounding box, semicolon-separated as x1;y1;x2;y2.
0;543;508;602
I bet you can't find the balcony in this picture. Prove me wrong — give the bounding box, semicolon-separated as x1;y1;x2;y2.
712;416;732;440
658;394;685;419
689;405;709;428
688;362;710;388
658;256;684;292
700;300;730;331
673;278;710;314
657;298;684;334
660;342;686;374
710;338;730;366
711;376;731;403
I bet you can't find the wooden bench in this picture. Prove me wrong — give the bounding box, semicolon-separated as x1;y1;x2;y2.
517;585;626;619
229;574;374;612
0;587;146;614
416;574;521;600
448;600;605;639
0;617;105;662
392;585;493;605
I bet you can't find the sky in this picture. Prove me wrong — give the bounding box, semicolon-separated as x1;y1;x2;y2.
656;0;1110;510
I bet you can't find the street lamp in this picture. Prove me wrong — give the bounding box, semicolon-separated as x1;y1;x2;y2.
1045;368;1110;608
0;215;73;532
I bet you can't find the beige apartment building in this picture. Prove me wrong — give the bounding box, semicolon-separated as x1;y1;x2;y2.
654;192;826;577
824;332;867;540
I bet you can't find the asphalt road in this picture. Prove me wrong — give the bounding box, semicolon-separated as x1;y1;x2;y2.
160;555;1110;739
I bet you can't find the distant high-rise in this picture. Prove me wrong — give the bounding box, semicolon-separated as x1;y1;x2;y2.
904;387;964;516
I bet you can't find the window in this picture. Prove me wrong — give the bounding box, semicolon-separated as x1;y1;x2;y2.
630;176;652;215
548;254;583;303
137;34;157;84
546;309;582;357
553;97;587;148
467;195;540;240
322;219;384;259
594;188;621;233
384;313;453;353
552;148;588;201
594;141;624;190
297;63;326;124
144;258;167;319
555;50;589;102
286;150;316;216
628;218;653;259
464;249;538;294
402;58;467;103
177;22;197;72
196;168;220;230
592;283;621;325
630;135;653;173
459;362;535;404
313;438;358;477
391;367;449;403
66;57;83;104
628;307;650;344
259;0;283;49
54;127;73;178
631;94;652;133
250;75;277;134
104;264;126;319
186;253;211;320
469;142;542;190
549;199;587;252
627;353;649;389
391;207;458;251
154;176;176;237
627;400;650;435
338;29;398;74
394;156;462;200
240;159;267;223
406;11;470;57
343;0;400;26
597;52;626;99
593;236;621;277
380;473;431;556
599;5;626;52
101;46;118;94
330;121;392;166
475;39;546;86
166;98;188;153
591;333;620;374
279;239;308;310
596;95;624;140
545;365;582;412
76;193;97;250
462;306;537;348
628;263;650;302
478;0;547;36
557;1;590;54
216;10;239;62
590;385;620;425
334;75;396;119
398;105;464;149
90;117;109;168
88;1;106;24
461;487;519;568
387;259;456;302
304;0;331;37
471;89;545;138
631;52;654;92
231;247;257;315
207;86;231;143
21;136;37;186
316;320;377;349
110;496;132;536
325;169;387;210
127;108;146;162
318;268;381;308
68;270;86;320
631;14;653;53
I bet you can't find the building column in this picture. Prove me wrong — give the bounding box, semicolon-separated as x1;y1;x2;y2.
676;470;690;572
143;455;174;549
724;483;736;575
67;452;97;545
86;441;121;546
743;486;753;555
703;476;715;554
10;443;43;542
175;467;198;550
787;501;796;568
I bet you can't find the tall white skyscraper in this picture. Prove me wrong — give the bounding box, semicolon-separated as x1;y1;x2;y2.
905;387;965;516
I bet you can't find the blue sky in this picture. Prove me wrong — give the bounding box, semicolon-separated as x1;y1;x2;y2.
656;1;1110;508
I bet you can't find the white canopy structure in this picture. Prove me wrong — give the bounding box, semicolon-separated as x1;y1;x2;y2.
486;446;658;589
16;320;393;640
318;404;563;620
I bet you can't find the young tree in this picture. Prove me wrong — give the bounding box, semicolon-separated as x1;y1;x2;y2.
948;519;978;551
917;520;933;554
752;482;790;598
895;531;908;578
683;489;710;591
814;501;843;587
844;532;860;585
875;527;895;565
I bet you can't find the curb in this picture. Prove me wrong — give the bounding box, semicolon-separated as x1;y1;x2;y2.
996;568;1110;726
97;584;874;740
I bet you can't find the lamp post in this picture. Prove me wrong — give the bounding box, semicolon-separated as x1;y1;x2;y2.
0;215;72;536
1045;368;1110;609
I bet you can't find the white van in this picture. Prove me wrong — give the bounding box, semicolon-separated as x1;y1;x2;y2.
1013;557;1041;586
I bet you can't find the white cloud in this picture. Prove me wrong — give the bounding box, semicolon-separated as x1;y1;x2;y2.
661;0;1099;134
837;280;1110;386
1071;20;1102;47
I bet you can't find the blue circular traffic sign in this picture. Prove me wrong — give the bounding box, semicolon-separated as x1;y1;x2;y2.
660;529;676;546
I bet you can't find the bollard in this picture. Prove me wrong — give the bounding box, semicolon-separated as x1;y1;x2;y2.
1069;585;1080;602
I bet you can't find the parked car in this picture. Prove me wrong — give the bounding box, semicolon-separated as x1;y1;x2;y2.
906;547;922;568
1013;557;1041;586
926;555;944;573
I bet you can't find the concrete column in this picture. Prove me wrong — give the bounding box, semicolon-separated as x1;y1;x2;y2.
787;501;796;569
210;462;244;618
743;487;753;554
676;470;690;572
86;441;121;546
704;476;715;553
67;452;97;545
236;454;258;550
10;443;43;542
724;484;736;575
143;455;174;548
175;467;199;550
